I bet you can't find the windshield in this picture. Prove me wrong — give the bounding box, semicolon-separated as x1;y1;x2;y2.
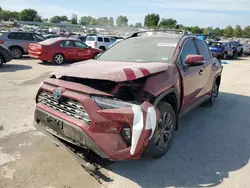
86;36;96;41
97;36;178;62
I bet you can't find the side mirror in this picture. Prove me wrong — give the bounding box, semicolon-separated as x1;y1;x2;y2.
185;55;205;66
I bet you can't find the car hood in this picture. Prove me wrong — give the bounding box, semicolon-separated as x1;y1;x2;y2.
54;60;170;82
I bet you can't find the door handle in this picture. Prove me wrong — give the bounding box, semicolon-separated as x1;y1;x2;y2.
199;69;204;75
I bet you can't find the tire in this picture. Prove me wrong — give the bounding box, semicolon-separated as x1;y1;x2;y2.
93;53;99;59
0;56;4;68
232;51;238;60
99;46;106;51
223;52;227;60
10;47;22;59
53;54;64;65
238;50;243;57
205;81;219;106
145;102;176;158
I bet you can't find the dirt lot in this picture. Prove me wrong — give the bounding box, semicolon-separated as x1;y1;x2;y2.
0;57;250;188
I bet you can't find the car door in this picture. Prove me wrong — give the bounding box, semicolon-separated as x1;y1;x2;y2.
177;38;206;113
59;40;77;61
194;38;217;97
19;33;35;53
103;37;111;48
74;41;92;60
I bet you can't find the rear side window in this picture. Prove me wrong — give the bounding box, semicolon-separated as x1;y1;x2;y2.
98;37;103;42
8;32;18;39
104;38;110;43
195;39;211;59
34;34;45;42
110;38;116;43
60;40;74;47
180;39;198;65
19;33;34;41
86;36;96;41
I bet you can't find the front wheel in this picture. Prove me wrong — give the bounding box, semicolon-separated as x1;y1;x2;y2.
206;81;219;106
0;56;4;68
146;102;176;158
10;47;22;59
53;54;64;65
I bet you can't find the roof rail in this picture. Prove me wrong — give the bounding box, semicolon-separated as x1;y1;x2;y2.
129;29;188;38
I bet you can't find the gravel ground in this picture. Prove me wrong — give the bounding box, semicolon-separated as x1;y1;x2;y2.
0;57;250;188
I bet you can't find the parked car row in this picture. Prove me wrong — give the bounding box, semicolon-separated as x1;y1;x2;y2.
208;40;243;60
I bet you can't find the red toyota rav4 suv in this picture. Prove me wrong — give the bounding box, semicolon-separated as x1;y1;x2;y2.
34;30;222;171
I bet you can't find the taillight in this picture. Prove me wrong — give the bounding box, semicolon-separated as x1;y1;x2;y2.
38;45;43;51
94;42;97;47
0;40;4;44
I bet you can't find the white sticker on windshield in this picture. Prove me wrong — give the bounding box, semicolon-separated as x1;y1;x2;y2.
157;43;177;47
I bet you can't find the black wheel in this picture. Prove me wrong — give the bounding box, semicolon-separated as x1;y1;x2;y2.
238;50;243;57
146;102;176;158
10;47;22;59
223;52;227;60
206;81;219;106
232;51;238;60
0;56;4;68
93;53;99;59
53;54;64;65
99;46;106;51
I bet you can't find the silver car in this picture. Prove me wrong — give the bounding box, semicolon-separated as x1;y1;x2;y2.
243;44;250;55
0;32;45;59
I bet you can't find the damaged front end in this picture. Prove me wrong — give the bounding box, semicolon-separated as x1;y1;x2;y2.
34;69;161;182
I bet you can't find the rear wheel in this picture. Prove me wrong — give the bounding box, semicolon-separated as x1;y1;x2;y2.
233;51;238;60
53;54;64;65
93;53;99;59
206;81;219;106
146;102;176;158
10;47;22;59
0;56;4;68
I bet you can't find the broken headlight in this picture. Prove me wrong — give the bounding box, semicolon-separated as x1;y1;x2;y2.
92;96;133;109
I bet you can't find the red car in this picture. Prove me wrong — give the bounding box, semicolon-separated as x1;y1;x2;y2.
29;38;102;65
33;30;222;178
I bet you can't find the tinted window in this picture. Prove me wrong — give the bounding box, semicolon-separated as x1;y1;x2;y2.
195;39;211;59
79;36;86;42
74;41;87;48
104;38;110;43
180;39;198;65
86;36;95;41
8;32;18;39
34;34;45;42
98;37;103;42
97;36;177;62
20;33;34;41
110;38;116;43
60;41;74;47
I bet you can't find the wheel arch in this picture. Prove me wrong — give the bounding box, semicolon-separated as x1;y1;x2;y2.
153;87;180;130
9;45;24;54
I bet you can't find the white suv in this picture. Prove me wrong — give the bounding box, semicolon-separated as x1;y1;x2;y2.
85;36;116;51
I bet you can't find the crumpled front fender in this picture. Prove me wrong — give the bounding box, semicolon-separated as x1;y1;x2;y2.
97;101;160;160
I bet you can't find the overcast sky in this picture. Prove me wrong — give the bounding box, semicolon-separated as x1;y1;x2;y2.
1;0;250;28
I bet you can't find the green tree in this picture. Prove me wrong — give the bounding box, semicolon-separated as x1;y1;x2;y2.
144;13;160;29
223;25;234;37
213;27;223;36
116;15;128;27
50;16;61;23
97;17;109;26
159;18;177;29
190;26;203;34
242;26;250;38
80;16;92;25
90;17;98;25
203;27;213;35
60;16;68;22
234;25;242;37
71;14;78;24
19;9;38;21
0;7;2;12
135;22;142;28
42;18;49;22
108;17;114;26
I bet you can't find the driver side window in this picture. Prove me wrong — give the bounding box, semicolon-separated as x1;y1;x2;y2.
180;39;198;65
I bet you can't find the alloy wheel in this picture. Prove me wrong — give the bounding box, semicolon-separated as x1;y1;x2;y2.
211;83;218;104
54;54;64;65
11;48;22;59
154;112;174;150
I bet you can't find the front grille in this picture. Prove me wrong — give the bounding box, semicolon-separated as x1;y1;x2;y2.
37;90;91;125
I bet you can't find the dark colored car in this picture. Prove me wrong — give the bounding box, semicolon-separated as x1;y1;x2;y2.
209;41;238;59
33;30;222;174
0;44;13;68
28;38;103;65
